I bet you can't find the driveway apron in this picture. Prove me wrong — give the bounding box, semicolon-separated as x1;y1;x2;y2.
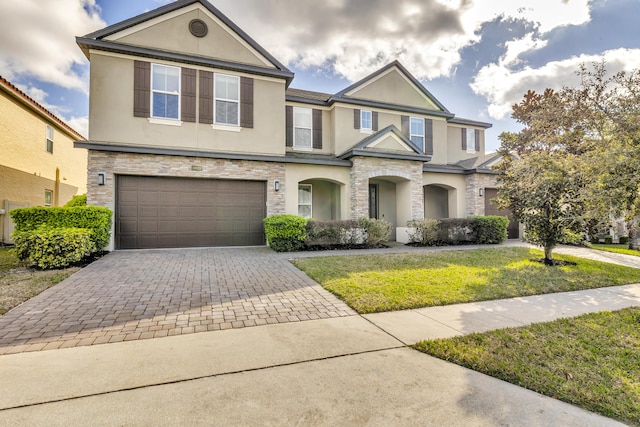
0;247;355;354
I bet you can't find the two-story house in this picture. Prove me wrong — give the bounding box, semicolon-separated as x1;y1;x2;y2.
76;0;508;251
0;76;87;244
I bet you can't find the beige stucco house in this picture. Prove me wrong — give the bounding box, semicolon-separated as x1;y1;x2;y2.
76;0;511;250
0;76;87;244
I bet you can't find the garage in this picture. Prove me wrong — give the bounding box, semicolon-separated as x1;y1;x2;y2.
116;176;266;249
484;188;519;239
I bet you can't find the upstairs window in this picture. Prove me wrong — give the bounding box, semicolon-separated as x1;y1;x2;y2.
466;128;477;153
151;64;180;120
410;117;424;148
361;110;372;130
293;107;312;149
45;125;54;153
215;73;240;126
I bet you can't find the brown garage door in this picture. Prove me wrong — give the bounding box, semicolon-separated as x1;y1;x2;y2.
484;188;519;239
117;176;266;249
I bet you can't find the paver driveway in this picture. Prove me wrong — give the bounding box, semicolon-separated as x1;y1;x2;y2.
0;247;354;354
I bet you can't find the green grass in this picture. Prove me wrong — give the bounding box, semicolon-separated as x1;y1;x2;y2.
414;308;640;425
292;247;640;313
0;247;22;271
591;243;640;257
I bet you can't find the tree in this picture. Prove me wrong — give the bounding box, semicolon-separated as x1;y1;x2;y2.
496;89;591;264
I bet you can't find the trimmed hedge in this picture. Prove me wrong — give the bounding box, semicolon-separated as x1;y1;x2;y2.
63;194;87;207
263;214;308;252
620;236;629;245
407;216;509;246
13;226;95;269
10;206;112;250
265;216;392;252
470;216;509;244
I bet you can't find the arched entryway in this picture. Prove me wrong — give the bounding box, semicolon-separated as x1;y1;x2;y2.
424;184;456;219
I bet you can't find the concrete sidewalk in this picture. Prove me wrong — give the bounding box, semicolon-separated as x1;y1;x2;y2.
1;286;635;426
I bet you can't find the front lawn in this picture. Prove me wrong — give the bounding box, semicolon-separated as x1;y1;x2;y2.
414;308;640;425
292;247;640;313
0;247;78;315
591;243;640;257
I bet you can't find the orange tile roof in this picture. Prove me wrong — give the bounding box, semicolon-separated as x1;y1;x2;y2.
0;75;86;140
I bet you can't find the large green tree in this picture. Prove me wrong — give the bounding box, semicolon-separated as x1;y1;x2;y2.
497;62;640;260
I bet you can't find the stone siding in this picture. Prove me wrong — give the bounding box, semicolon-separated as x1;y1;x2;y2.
465;173;499;216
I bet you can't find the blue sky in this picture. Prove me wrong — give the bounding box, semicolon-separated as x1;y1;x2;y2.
1;0;640;152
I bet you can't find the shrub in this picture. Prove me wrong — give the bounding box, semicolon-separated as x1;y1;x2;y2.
406;218;440;246
63;194;87;207
604;235;613;244
263;214;308;252
13;226;95;269
359;217;392;246
619;236;629;245
305;220;361;247
10;206;112;250
470;216;509;244
437;218;474;245
589;235;600;244
559;229;588;246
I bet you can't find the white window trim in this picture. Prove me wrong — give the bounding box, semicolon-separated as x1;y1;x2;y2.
361;110;372;130
211;124;241;132
45;125;54;153
151;63;181;121
214;73;240;127
148;117;183;127
410;117;425;150
298;184;312;218
293;106;313;151
44;190;53;207
466;128;477;153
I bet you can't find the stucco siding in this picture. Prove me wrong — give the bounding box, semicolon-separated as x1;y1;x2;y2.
89;52;286;156
110;7;273;68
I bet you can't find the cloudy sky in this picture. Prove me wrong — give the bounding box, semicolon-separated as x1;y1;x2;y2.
1;0;639;152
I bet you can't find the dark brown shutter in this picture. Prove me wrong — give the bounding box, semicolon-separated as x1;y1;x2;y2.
285;106;293;147
199;71;214;124
424;118;433;155
240;77;254;128
401;115;410;136
181;68;196;123
312;109;323;149
475;129;481;152
372;111;379;131
133;61;150;117
461;128;467;150
354;109;361;129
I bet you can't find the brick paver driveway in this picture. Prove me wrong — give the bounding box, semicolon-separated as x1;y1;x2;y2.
0;247;354;354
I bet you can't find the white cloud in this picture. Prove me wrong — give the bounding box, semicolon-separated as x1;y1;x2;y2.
213;0;592;83
0;0;105;92
471;48;640;120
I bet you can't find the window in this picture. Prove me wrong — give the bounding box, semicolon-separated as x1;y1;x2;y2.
410;117;424;148
215;73;240;125
466;128;477;153
45;125;54;153
151;64;180;120
44;190;53;207
361;110;372;130
298;184;312;218
293;107;312;149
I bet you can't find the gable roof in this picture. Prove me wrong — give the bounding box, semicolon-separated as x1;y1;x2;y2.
0;76;85;140
77;0;294;86
338;125;431;162
334;60;450;113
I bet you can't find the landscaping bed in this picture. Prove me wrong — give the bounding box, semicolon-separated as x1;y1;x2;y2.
413;308;640;425
292;247;640;313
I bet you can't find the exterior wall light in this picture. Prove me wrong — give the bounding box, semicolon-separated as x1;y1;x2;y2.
479;188;484;197
98;172;106;186
274;180;280;192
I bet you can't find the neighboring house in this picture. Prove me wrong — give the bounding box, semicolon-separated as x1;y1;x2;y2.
76;0;511;251
0;76;87;244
